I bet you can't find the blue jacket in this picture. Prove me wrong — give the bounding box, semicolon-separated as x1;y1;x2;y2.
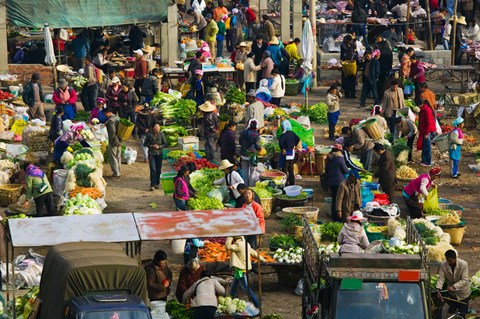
266;45;283;66
326;153;349;187
71;34;91;59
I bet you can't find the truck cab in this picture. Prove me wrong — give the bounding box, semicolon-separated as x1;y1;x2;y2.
66;294;152;319
321;253;429;319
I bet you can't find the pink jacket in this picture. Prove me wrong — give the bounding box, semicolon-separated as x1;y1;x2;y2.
174;177;189;200
404;173;432;196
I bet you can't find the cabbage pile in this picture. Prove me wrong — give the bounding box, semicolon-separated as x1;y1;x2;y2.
64;193;102;215
273;247;304;263
217;296;247;314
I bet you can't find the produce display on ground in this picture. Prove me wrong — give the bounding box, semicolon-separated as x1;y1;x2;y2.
436;212;462;225
225;86;246;105
273;247;304;263
161;125;188;147
382;239;420;254
318;242;340;255
161;99;197;124
166;150;205;161
217;296;248;314
64;193;102;215
396;165;418;179
304;102;328;124
173;157;218;171
319;222;344;242
198;242;274;263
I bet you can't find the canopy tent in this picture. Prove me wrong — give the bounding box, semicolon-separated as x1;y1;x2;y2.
6;0;170;28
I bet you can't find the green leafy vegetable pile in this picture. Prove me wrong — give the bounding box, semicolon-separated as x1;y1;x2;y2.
319;222;344;241
119;118;134;127
305;102;328;124
277;192;308;201
251;181;277;199
189;195;224;210
225;86;246;104
189;168;224;194
74;110;90;122
280;213;303;232
269;234;297;248
161;99;197;123
166;300;194;319
161;125;188;147
264;141;281;157
151;91;177;108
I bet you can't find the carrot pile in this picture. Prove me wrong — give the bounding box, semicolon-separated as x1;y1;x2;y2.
69;186;103;199
198;242;275;263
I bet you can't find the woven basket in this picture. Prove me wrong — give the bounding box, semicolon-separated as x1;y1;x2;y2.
1;79;21;87
282;206;319;223
260;197;273;218
361;119;382;140
440;225;466;245
0;184;23;207
23;133;52;152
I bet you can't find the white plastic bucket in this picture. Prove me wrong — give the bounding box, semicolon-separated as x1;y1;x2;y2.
171;239;187;254
150;300;167;319
433;133;450;153
9;86;20;97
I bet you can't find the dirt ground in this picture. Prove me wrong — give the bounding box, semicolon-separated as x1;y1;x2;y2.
97;81;480;317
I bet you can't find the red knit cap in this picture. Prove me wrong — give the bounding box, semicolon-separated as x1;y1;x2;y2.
429;167;441;176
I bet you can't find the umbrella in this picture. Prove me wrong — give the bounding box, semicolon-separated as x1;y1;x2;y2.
44;23;56;66
301;19;314;106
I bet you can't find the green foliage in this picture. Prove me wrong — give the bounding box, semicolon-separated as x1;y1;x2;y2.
166;300;194;319
74;110;90;122
119;118;134;127
225;86;246;104
305;102;328;124
280;213;303;231
319;222;344;241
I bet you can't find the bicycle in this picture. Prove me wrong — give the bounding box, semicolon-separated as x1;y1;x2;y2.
436;85;461;117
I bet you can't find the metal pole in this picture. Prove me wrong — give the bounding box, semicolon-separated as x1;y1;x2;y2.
451;4;458;65
310;0;317;88
425;0;433;50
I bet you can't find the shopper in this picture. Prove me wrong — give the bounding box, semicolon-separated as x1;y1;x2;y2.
417;99;436;166
48;106;64;142
241;188;265;249
335;170;362;222
173;165;193;211
145;250;173;302
205;14;219;60
82;56;99;112
244;52;262;92
381;79;404;134
368;105;388;140
23;72;46;121
118;83;138;135
395;117;418;162
104;108;122;177
373;34;393;100
326;144;349;221
217;120;237;163
144;123;167;191
200;101;219;161
136;106;154;162
176;258;205;302
359;50;380;108
214;159;245;201
373;143;396;202
262;15;275;42
52;78;78;120
105;76;122;114
326;85;341;140
183;271;225;319
245;90;265;133
216;15;227;58
399;47;414;80
278;120;300;186
141;68;160;104
409;55;425;100
188;9;207;40
22;164;55;217
448;117;464;178
269;68;285;106
403;167;441;218
239;119;262;186
340;35;357;99
225;236;265;308
234;42;249;88
133;49;148;99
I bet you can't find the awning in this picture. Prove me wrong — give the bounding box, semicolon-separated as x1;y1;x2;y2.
6;0;169;28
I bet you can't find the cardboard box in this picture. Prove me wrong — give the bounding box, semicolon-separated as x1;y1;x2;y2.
178;136;199;144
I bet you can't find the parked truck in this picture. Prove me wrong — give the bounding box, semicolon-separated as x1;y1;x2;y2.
37;242;152;319
302;217;435;319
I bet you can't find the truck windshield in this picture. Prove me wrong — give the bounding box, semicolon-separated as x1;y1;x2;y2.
335;282;425;319
82;311;150;319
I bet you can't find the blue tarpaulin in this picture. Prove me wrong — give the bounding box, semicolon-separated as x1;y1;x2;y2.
7;0;169;28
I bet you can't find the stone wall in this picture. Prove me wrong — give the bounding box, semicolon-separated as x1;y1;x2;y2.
8;64;54;87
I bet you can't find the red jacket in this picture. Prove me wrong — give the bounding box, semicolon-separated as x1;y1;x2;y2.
243;201;265;233
52;86;77;106
244;8;256;24
417;104;436;150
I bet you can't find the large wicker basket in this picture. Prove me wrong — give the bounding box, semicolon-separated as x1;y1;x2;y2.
360;118;382;140
0;184;23;207
285;80;299;96
440;225;466;245
282;206;319;223
23;133;52;152
260;197;273;218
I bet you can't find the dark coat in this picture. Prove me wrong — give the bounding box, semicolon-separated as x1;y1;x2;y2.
141;75;159;97
251;42;268;65
203;111;219;137
376;150;396;188
326;153;349;187
22;81;44;107
363;58;381;84
217;128;237;162
374;40;393;72
145;262;173;301
118;89;138;114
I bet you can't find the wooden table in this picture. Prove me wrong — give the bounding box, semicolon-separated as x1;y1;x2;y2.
424;65;476;92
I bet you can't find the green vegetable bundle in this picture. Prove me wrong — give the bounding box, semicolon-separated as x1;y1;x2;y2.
277;192;308;201
119;118;134;127
264;141;281;157
162;99;197;123
166;300;194;319
305;102;328;124
225;86;246;104
319;222;343;241
189;168;224;194
269;234;297;248
151;91;177;108
280;213;303;232
74;110;90;122
188;195;224;210
161;125;188;147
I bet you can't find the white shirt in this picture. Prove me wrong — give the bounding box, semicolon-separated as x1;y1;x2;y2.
213;171;244;199
466;24;480;41
270;75;285;98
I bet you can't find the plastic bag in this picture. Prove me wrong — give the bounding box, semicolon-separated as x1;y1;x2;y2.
6;143;28;158
92;124;108;141
423;186;439;211
276;119;315;146
10;119;27;135
53;169;68;196
122;146;137;165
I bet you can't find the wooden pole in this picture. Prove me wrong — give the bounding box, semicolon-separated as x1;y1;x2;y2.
450;2;458;65
310;0;317;88
425;0;433;50
405;0;412;44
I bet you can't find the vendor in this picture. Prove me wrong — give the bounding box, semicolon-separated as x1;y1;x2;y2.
214;159;244;201
173;165;193;211
53;123;90;164
145;250;173;302
235;183;260;207
89;97;108;124
449;117;465;179
373;143;396;202
176;258;205;302
52;78;78;120
239;119;262;187
22;163;55;217
368;105;388;139
242;188;265;249
343;125;375;171
338;211;369;253
403;167;441;218
48;106;64;142
105;76;122;113
326;144;349;222
335;170;361;222
395;117;418;162
278;120;300;186
245;90;265;134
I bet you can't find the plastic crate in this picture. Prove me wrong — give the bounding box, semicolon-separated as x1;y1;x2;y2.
160;172;177;195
